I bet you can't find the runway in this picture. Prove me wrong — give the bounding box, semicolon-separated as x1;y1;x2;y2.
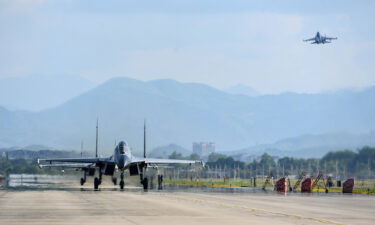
0;188;374;225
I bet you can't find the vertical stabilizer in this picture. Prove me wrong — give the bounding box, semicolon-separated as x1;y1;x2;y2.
144;119;146;158
81;140;83;157
96;118;99;158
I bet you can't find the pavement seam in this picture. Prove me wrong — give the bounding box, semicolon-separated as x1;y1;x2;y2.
169;194;346;225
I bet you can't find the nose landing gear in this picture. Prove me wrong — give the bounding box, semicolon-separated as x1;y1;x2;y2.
158;175;163;190
94;170;103;190
139;167;149;190
119;172;125;190
112;177;117;185
141;177;148;190
80;171;87;186
94;177;100;190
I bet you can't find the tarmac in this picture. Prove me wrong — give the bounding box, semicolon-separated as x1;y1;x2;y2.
0;186;374;225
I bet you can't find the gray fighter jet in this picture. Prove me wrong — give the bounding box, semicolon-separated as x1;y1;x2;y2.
304;32;337;44
38;121;203;190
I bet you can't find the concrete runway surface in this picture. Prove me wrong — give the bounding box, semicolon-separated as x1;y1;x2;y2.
0;189;374;225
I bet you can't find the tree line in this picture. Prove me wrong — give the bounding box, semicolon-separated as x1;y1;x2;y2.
1;146;374;178
169;146;375;179
0;158;71;175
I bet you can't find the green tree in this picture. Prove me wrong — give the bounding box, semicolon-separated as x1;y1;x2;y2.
207;152;227;162
189;153;201;160
168;151;185;160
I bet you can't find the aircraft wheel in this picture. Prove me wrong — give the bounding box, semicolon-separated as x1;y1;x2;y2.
120;180;125;190
142;178;148;190
80;178;85;186
113;177;117;185
94;177;100;190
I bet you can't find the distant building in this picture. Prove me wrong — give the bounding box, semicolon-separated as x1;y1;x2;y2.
193;142;215;156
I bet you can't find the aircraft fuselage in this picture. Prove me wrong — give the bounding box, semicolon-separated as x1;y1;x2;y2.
113;141;133;170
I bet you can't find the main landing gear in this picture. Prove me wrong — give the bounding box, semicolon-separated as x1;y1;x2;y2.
80;171;87;186
94;170;103;190
112;177;117;185
140;168;148;190
140;177;148;190
94;177;100;190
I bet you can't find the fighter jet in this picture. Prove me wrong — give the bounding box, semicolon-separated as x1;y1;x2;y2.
38;121;203;190
303;32;337;44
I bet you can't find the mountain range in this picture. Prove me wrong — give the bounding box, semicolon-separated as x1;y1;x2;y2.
226;131;375;160
0;76;375;157
224;84;261;97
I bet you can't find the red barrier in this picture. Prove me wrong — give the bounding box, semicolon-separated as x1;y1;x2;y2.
275;177;287;192
343;179;354;193
301;178;312;192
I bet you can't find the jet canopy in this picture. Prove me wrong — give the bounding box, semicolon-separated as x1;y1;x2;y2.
118;141;129;154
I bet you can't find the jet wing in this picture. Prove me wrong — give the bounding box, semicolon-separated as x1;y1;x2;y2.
38;157;114;164
303;38;315;42
131;157;203;165
325;37;337;40
145;158;202;165
38;163;95;169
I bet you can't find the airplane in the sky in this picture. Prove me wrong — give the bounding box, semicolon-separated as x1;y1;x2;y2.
303;32;337;44
38;121;202;190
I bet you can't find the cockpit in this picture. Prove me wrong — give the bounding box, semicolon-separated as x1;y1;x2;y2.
118;141;128;154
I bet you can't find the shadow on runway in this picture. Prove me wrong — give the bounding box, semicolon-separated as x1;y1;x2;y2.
1;174;356;197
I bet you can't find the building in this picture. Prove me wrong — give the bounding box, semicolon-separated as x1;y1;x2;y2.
192;142;215;156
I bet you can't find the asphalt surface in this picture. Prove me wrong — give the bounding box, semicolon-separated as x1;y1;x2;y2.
0;187;374;225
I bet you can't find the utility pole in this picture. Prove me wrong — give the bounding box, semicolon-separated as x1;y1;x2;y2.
144;119;146;158
368;158;371;179
276;162;279;178
291;164;293;176
262;165;264;179
308;161;311;175
324;161;327;175
237;164;240;179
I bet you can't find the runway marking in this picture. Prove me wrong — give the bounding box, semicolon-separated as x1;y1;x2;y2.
169;194;346;225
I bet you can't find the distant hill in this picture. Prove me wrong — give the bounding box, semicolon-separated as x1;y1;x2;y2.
1;77;375;156
0;74;95;111
224;84;260;97
226;131;375;160
5;145;52;151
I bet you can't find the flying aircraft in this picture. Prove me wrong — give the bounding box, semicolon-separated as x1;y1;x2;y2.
38;121;203;190
303;32;337;44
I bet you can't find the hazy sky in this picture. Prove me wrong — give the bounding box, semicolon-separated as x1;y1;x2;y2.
1;0;374;94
